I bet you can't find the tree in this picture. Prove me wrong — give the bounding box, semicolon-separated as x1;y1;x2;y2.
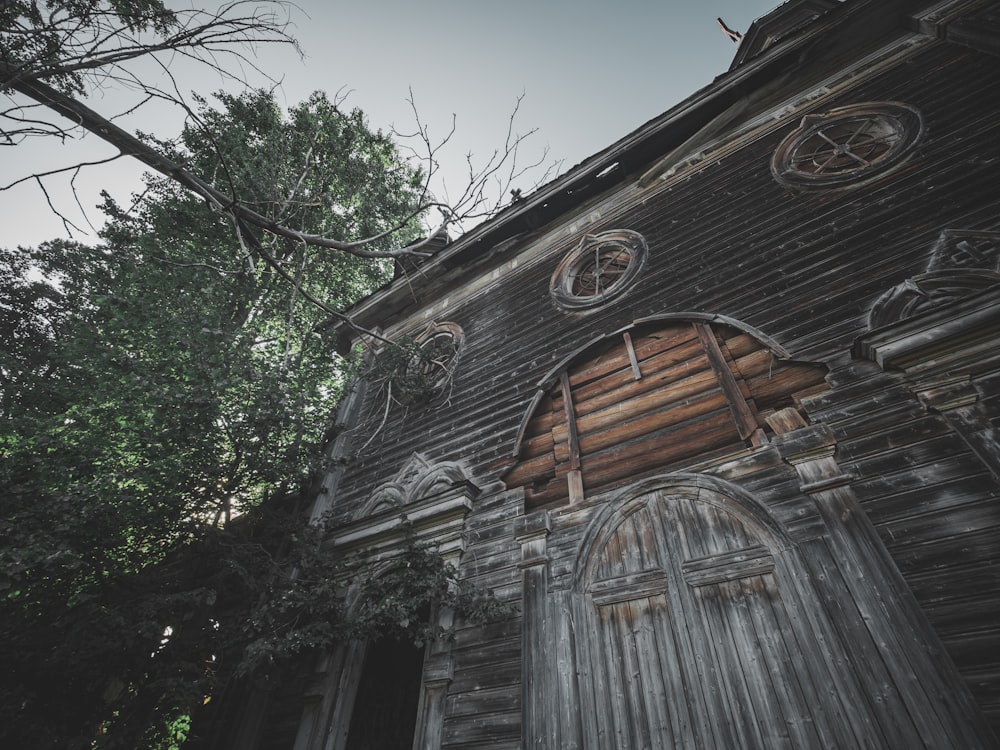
1;6;532;746
0;88;511;750
2;1;550;273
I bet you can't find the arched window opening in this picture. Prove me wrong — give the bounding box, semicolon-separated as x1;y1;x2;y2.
504;319;829;509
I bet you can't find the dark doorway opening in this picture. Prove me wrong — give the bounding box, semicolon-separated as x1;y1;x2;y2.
345;637;425;750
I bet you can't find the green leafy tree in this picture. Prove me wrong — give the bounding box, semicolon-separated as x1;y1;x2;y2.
0;88;426;750
2;6;533;747
3;1;543;261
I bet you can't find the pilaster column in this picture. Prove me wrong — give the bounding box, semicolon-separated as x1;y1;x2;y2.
514;510;552;748
772;414;990;746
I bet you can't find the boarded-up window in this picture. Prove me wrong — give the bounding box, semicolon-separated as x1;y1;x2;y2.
506;321;828;508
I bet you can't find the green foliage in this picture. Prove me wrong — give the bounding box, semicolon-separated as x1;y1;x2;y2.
351;535;511;646
0;88;430;749
237;521;513;675
1;1;177;94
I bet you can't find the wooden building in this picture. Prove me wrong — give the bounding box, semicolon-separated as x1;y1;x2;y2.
236;0;1000;746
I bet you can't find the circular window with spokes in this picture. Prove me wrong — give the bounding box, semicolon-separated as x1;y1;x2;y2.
551;230;648;310
772;102;923;189
393;322;463;404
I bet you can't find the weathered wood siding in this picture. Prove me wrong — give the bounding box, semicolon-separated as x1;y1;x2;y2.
504;321;828;508
315;34;1000;748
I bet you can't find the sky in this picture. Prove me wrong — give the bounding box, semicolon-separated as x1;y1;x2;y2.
2;0;781;249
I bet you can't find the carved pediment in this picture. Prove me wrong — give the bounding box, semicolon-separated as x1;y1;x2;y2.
864;229;1000;332
868;270;1000;330
333;453;480;556
358;452;479;520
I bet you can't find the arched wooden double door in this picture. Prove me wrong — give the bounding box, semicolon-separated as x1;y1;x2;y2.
576;485;849;749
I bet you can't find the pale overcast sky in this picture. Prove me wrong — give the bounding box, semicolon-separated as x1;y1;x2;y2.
2;0;780;249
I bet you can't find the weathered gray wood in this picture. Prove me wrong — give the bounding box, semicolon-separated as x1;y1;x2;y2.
273;18;1000;749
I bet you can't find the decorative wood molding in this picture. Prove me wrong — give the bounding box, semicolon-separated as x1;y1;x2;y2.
914;375;980;412
357;451;480;520
549;229;648;311
334;488;474;556
681;544;775;587
771;101;924;189
859;281;1000;487
856;286;1000;374
515;510;552;569
868;270;1000;331
925;229;1000;273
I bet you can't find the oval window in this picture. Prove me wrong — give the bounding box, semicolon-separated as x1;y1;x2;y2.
551;230;648;310
772;102;923;188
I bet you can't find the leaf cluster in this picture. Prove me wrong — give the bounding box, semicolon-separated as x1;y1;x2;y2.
351;535;511;647
1;1;177;95
0;88;434;749
237;522;513;677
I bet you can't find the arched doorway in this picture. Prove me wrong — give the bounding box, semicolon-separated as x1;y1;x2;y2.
574;480;853;749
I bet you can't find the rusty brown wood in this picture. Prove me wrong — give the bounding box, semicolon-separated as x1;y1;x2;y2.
623;331;642;380
520;429;556;461
572;344;708;415
563;391;730;456
765;406;809;435
693;321;761;443
504;451;556;488
569;369;720;434
747;365;829;408
561;371;582;471
568;326;699;388
582;410;742;489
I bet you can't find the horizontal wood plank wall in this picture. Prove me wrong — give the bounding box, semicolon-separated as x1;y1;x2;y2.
804;358;1000;732
505;322;828;508
319;41;1000;747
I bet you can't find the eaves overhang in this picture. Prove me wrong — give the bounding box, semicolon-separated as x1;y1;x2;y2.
333;0;936;354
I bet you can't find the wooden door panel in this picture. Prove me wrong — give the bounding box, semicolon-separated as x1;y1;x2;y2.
583;491;840;749
596;595;693;750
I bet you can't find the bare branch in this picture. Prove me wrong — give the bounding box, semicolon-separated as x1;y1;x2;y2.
1;1;558;303
231;219;394;346
1;2;297;95
34;175;84;236
4;62;442;259
0;153;125;191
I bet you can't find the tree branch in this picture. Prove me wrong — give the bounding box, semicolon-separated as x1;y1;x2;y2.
2;61;438;260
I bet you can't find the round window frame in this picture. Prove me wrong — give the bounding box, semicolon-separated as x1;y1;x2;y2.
550;230;648;311
398;322;463;402
771;102;923;189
